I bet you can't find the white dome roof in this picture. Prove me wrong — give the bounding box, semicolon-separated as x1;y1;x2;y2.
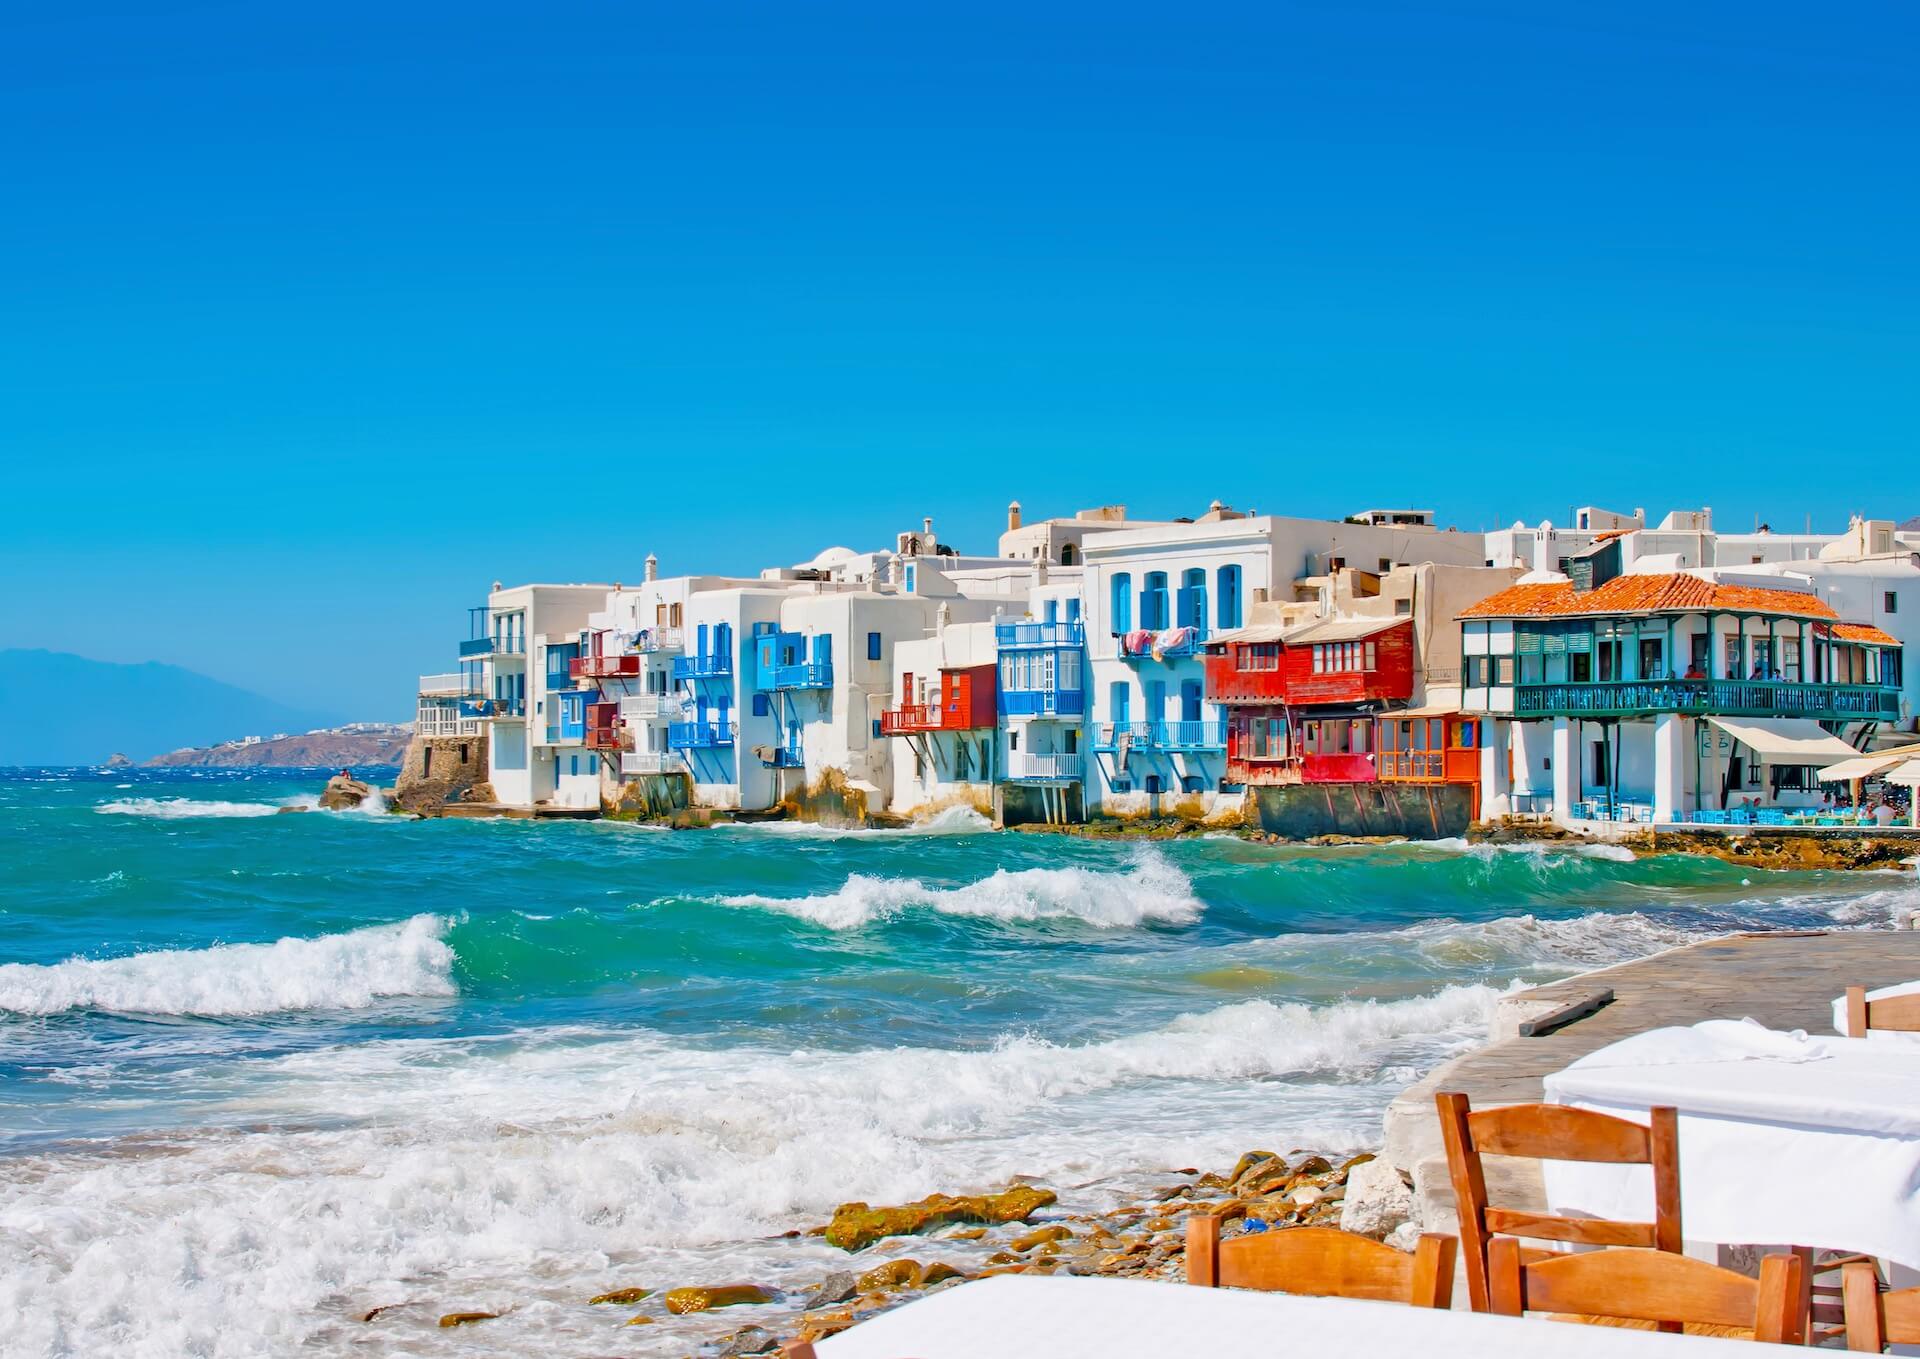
803;546;859;569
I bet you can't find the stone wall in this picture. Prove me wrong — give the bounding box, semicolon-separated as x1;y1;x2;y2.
603;770;693;820
1250;782;1472;840
393;732;491;812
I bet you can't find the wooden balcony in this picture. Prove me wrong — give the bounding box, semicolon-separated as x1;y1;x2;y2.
572;655;642;680
1512;678;1899;721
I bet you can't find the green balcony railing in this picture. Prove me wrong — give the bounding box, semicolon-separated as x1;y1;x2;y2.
1513;678;1899;720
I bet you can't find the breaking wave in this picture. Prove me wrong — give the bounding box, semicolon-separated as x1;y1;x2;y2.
0;915;456;1017
712;846;1202;929
94;796;288;819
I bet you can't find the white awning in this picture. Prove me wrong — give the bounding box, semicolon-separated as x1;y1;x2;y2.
1283;616;1404;645
1205;625;1291;646
1883;759;1920;787
1706;716;1858;763
1815;742;1920;782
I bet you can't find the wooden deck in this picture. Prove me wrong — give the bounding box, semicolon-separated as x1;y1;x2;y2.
1383;929;1920;1231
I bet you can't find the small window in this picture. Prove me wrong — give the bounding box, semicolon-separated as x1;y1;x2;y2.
871;718;882;739
1394;599;1411;616
587;754;597;774
868;631;883;659
1887;592;1899;614
1009;729;1020;751
752;693;769;716
1495;656;1515;685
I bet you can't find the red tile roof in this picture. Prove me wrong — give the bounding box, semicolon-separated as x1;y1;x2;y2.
1459;573;1839;621
1828;622;1900;647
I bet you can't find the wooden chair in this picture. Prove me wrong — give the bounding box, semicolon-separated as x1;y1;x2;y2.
1185;1220;1456;1308
1845;986;1920;1036
1436;1091;1681;1313
1490;1238;1804;1342
1841;1260;1920;1352
779;1344;818;1359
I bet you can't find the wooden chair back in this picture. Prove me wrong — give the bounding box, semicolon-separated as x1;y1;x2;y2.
1185;1220;1456;1308
1845;986;1920;1036
1841;1259;1920;1351
1489;1238;1804;1343
1436;1091;1682;1312
779;1344;818;1359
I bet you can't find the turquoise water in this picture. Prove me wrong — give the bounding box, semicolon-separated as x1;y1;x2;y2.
2;768;1912;1358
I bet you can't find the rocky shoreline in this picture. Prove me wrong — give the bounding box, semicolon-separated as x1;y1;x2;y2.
380;1149;1404;1355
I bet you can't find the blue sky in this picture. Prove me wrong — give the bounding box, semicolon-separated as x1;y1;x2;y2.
2;1;1913;718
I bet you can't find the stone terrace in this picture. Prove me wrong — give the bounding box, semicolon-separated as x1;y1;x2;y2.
1383;928;1920;1230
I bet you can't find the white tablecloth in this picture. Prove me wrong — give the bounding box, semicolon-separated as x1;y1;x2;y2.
1542;1020;1920;1269
814;1275;1762;1359
1834;980;1920;1040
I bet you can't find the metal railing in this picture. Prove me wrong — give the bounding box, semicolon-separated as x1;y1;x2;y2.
1001;689;1086;718
572;655;642;679
461;696;525;719
672;653;732;681
1092;719;1229;751
1010;753;1081;780
995;620;1086;648
667;720;735;749
416;704;481;737
632;627;685;653
620;694;683;720
1513;678;1899;720
621;751;687;776
418;672;478;697
759;660;833;690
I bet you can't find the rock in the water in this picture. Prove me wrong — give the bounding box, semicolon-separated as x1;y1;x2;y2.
102;753;133;769
662;1284;777;1315
438;1311;500;1327
1339;1157;1414;1240
624;1314;655;1326
1011;1225;1074;1252
319;771;374;810
588;1286;652;1305
822;1186;1057;1251
717;1325;780;1356
803;1271;859;1308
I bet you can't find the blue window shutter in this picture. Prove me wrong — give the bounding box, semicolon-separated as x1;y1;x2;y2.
868;631;882;660
752;693;769;716
871;718;883;738
1112;573;1132;633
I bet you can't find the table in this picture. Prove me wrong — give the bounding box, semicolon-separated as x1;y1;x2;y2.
1542;1019;1920;1271
813;1275;1763;1359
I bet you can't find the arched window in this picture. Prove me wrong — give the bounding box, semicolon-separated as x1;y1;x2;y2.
1179;568;1207;629
1111;572;1133;633
1216;565;1241;630
1060;543;1078;565
1142;572;1169;630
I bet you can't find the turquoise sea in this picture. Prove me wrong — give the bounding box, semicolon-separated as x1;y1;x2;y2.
2;768;1913;1358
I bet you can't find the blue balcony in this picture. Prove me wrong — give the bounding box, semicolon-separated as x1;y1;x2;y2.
458;636;494;659
1001;688;1087;718
461;696;525;719
668;720;734;750
765;745;805;768
996;620;1086;648
672;653;733;682
759;659;834;690
1092;719;1228;752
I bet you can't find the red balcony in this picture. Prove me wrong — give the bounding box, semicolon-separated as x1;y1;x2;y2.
584;701;628;751
572;654;643;680
1205;620;1415;707
881;664;996;736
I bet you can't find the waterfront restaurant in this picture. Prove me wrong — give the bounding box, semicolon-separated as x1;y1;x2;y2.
1458;573;1904;826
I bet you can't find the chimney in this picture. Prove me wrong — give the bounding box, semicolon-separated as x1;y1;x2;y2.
1008;500;1022;532
644;553;658;582
1035;559;1049;587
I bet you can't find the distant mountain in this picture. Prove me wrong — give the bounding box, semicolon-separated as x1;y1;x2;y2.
0;650;345;766
145;725;410;769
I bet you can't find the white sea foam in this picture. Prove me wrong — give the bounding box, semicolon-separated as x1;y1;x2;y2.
0;915;456;1017
1411;836;1636;862
713;846;1202;929
95;795;286;819
0;983;1498;1358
